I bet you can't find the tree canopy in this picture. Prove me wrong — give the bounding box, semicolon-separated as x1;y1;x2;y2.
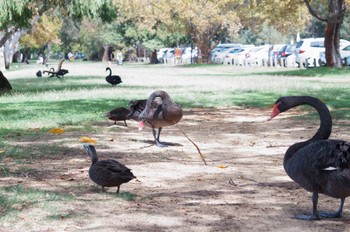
1;0;350;67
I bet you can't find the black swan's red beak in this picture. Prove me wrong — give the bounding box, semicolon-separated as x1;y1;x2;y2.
268;103;281;121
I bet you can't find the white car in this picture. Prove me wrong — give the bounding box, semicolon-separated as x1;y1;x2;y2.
245;45;273;65
319;43;350;66
157;48;172;63
296;37;350;68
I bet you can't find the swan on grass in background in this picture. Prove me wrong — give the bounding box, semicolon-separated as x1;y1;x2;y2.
105;67;122;86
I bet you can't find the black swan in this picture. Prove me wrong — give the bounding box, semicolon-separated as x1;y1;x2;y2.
43;59;68;79
82;144;136;193
134;90;183;147
269;96;350;220
36;70;42;77
106;107;130;126
105;67;122;86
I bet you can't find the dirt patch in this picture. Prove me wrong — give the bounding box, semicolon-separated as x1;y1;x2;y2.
1;106;350;232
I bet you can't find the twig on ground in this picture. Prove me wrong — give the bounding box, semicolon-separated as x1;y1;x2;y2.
176;125;207;165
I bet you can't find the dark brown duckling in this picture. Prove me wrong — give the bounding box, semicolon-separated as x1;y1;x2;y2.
83;144;136;193
106;107;130;126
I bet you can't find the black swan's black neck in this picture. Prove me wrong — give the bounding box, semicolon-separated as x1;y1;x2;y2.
139;90;170;119
283;96;332;161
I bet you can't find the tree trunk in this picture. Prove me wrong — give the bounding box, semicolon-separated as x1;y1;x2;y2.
324;0;344;68
150;50;158;64
102;46;111;62
0;46;5;71
4;30;24;69
22;48;30;64
0;71;12;93
304;0;345;68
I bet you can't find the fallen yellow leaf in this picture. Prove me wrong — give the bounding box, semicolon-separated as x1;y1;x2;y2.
79;136;97;144
217;165;228;169
49;128;65;134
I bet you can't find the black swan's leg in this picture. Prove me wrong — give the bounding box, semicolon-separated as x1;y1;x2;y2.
153;127;167;147
116;185;120;194
319;198;345;218
124;120;127;127
294;192;320;220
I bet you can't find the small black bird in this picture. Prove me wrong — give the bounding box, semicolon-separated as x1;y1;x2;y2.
82;144;136;193
106;107;130;126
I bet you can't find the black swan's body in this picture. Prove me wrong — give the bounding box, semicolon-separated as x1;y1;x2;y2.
130;90;183;147
127;99;147;120
36;70;42;77
105;67;122;86
83;144;136;193
43;59;68;79
106;107;130;126
269;96;350;220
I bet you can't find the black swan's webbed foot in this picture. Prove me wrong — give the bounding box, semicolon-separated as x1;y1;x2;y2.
155;139;168;147
319;211;342;218
294;214;320;220
319;198;344;219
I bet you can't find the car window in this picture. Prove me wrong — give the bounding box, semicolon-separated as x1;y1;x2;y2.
310;41;321;47
296;41;303;48
343;45;350;51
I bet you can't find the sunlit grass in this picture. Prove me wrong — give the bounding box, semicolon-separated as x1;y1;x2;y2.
2;62;350;134
0;185;75;219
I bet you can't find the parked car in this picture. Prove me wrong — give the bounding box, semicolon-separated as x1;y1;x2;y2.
157;48;172;63
163;48;175;63
296;37;350;68
215;47;243;64
245;45;272;65
223;48;245;64
319;43;350;66
210;43;242;63
181;47;198;63
226;47;255;65
271;44;286;60
277;44;296;67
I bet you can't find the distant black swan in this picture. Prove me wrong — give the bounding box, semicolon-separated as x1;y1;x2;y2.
269;96;350;220
105;67;122;86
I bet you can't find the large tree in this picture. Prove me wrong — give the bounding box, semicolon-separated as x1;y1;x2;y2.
116;0;309;63
304;0;346;68
0;0;116;92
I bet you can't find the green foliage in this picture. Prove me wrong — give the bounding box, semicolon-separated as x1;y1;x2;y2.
0;0;32;29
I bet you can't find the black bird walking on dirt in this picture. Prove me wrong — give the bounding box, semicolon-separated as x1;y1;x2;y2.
269;96;350;220
106;107;130;126
105;67;122;86
83;144;136;193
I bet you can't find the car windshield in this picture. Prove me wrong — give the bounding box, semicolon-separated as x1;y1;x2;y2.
296;41;303;48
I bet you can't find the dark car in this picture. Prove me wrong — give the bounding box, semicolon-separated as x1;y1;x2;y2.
277;44;296;67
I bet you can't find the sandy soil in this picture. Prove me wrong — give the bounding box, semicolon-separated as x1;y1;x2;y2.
1;63;350;232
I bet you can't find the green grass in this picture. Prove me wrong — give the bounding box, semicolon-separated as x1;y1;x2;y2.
256;66;350;77
1;63;350;135
0;185;75;218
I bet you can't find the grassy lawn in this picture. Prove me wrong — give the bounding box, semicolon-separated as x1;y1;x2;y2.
1;62;350;223
1;62;350;134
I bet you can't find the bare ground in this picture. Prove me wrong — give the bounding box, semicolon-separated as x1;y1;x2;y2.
1;63;350;231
